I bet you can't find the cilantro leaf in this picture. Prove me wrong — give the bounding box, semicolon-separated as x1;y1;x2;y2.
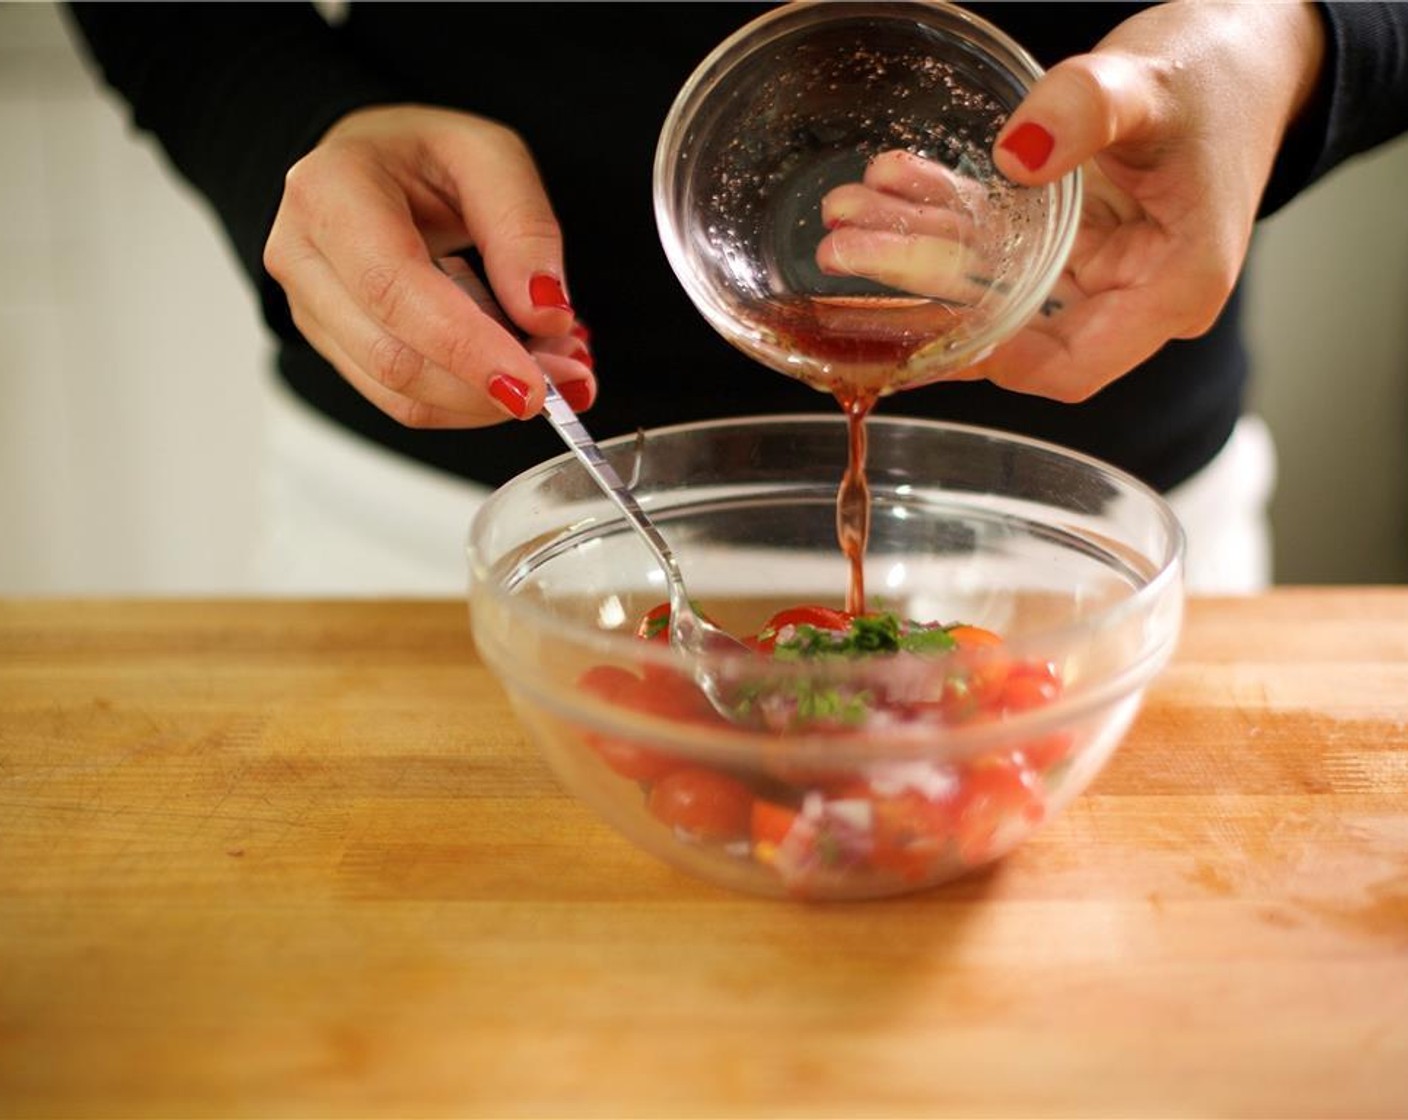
773;611;957;660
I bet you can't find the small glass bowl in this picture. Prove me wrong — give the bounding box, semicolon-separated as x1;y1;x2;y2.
467;416;1183;901
654;0;1080;397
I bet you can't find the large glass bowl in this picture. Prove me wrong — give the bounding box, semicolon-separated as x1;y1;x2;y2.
654;0;1081;397
467;416;1183;901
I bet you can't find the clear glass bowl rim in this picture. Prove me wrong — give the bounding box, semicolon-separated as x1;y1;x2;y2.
466;413;1185;760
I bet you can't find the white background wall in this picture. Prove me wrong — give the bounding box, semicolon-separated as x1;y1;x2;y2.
2;3;264;594
3;2;1406;595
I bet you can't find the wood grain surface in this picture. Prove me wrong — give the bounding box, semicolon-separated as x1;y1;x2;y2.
2;592;1406;1118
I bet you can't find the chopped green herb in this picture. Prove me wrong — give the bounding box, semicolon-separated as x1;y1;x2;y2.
773;611;957;660
899;624;958;655
730;678;874;727
794;684;873;724
641;601;714;641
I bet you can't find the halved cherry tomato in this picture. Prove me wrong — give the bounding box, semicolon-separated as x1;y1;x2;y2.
577;664;639;702
589;602;1061;877
635;602;673;642
576;664;691;781
591;737;687;784
812;775;954;882
936;626;1009;722
999;661;1063;713
750;798;800;850
941;656;1012;723
1018;732;1074;771
633;601;745;687
647;768;754;842
764;605;852;630
952;754;1044;864
755;605;852;652
868;788;955;881
945;625;1004;650
618;671;719;725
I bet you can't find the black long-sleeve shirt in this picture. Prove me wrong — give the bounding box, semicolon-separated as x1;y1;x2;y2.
64;2;1408;491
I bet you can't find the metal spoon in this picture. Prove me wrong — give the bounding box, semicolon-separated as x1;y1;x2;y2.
438;258;753;717
539;379;756;718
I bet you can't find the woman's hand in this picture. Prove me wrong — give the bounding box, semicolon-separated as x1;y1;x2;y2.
263;104;595;427
821;1;1326;402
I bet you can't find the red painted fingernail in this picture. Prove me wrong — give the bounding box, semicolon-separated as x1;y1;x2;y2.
529;273;572;312
570;322;591;343
570;347;594;370
558;380;593;411
488;374;532;419
999;121;1055;172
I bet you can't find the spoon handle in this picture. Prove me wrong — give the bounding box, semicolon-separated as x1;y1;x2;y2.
539;380;683;588
437;259;691;619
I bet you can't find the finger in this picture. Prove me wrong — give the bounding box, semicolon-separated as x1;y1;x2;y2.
441;255;596;396
862;149;983;208
297;311;515;427
431;119;575;337
531;332;595;371
285;249;539;420
279;148;549;404
305;310;503;429
816;227;985;302
993;52;1161;184
821;183;974;241
536;351;597;412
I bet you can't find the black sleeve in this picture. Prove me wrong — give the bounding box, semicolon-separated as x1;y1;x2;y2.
63;3;402;337
1260;2;1408;216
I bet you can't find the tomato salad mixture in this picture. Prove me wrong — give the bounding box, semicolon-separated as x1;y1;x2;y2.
576;603;1074;894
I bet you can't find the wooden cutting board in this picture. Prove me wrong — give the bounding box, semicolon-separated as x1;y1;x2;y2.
1;592;1406;1118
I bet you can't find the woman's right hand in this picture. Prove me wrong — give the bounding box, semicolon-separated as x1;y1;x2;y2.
263;104;595;428
814;1;1326;404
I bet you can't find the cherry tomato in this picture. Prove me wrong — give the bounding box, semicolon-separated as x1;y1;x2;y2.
869;788;956;881
1000;675;1059;713
952;755;1044;865
647;768;755;842
633;602;745;688
750;798;800;850
814;777;955;882
766;605;850;629
755;605;852;652
577;664;639;702
619;671;719;725
1018;732;1074;771
941;656;1012;723
945;625;1003;650
575;664;695;781
635;602;673;642
590;737;687;784
999;661;1063;713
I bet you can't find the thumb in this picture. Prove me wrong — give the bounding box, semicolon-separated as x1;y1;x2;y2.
993;52;1161;186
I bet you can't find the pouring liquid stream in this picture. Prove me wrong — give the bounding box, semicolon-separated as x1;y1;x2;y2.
836;389;875;616
744;293;979;616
